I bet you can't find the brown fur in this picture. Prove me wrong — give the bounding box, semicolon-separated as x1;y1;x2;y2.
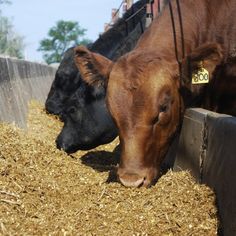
74;46;113;87
74;0;236;187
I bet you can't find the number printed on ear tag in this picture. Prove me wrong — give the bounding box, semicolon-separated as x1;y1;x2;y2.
192;68;209;84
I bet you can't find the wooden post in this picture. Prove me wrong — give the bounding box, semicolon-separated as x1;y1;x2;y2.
123;0;134;14
127;0;133;9
111;8;119;25
145;0;154;28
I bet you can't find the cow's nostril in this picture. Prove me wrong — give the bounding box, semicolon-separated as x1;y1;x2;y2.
119;173;145;188
56;138;64;151
56;138;60;149
119;177;144;188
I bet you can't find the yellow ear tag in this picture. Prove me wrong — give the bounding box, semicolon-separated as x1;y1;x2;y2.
192;63;209;84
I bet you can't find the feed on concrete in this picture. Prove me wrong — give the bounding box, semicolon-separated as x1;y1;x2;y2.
0;100;218;235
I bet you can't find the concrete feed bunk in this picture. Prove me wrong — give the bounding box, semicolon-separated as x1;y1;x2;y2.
0;56;56;128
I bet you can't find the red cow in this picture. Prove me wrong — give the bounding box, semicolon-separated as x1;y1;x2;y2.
74;0;236;187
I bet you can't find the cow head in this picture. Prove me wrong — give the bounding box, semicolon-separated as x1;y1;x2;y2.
74;43;222;187
45;47;80;116
55;47;117;153
107;50;182;187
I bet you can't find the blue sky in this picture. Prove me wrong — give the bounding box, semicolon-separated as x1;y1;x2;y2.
1;0;129;63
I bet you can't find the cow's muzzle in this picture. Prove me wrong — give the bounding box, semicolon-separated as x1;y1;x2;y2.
117;166;158;188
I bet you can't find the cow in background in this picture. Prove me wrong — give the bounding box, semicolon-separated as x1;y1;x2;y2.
45;0;146;116
55;0;171;153
74;0;236;187
53;0;148;152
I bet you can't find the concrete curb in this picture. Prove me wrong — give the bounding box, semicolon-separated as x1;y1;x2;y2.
174;108;236;236
0;57;56;127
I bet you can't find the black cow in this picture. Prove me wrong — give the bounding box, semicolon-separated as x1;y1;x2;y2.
45;0;146;116
54;0;148;152
45;47;81;115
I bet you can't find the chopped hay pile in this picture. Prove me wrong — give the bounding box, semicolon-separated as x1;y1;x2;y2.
0;100;218;235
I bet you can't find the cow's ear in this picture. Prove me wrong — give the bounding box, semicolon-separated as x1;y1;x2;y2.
74;46;113;87
181;43;223;83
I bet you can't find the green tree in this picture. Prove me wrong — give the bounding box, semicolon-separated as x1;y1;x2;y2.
0;0;11;5
0;1;25;59
38;20;92;64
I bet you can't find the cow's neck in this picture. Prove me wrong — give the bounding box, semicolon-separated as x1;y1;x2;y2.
137;0;235;62
90;0;146;60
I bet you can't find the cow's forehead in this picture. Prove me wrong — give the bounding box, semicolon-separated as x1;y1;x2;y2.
107;62;174;124
110;57;172;94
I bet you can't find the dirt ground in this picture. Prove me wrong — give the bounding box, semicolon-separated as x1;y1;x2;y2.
0;101;218;235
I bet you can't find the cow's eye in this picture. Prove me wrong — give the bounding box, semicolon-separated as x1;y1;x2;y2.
68;106;76;114
152;116;159;124
159;104;168;113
